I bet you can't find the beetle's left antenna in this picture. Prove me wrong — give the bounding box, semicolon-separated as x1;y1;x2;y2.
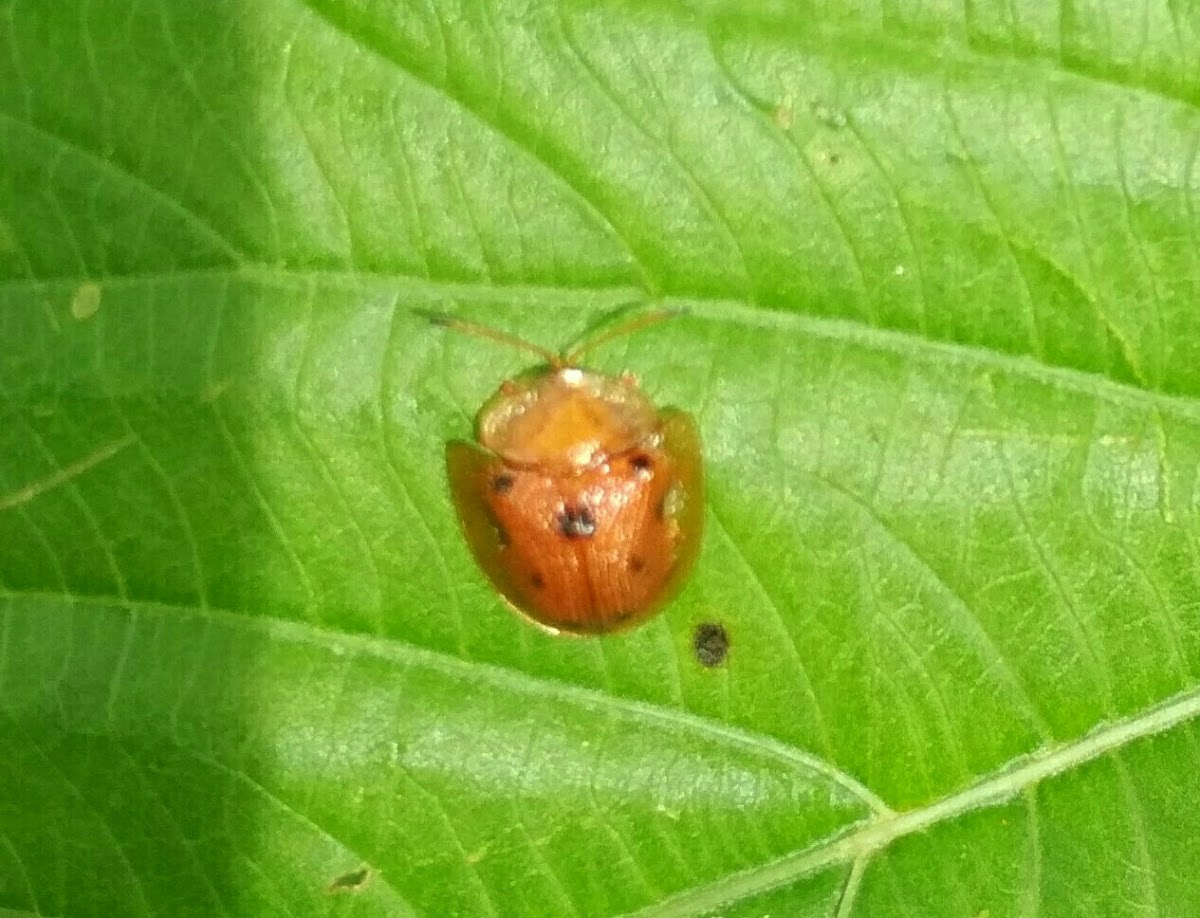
417;310;562;366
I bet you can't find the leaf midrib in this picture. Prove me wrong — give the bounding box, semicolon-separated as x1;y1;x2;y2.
7;270;1200;414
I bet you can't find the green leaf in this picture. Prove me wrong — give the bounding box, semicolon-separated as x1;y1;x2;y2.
3;1;1200;915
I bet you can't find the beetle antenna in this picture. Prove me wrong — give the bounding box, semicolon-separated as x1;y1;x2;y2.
562;307;686;364
417;310;562;366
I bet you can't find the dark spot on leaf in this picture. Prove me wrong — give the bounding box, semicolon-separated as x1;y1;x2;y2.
558;504;596;539
693;622;730;668
492;472;514;494
327;866;372;893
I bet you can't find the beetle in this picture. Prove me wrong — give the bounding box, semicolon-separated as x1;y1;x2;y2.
425;308;704;635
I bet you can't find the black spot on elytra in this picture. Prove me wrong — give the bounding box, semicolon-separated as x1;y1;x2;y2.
530;571;545;589
693;622;730;668
629;556;645;574
492;472;514;494
630;453;654;474
557;504;597;539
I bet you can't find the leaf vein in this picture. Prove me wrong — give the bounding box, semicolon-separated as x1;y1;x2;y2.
805;466;1054;740
293;0;653;289
0;110;245;263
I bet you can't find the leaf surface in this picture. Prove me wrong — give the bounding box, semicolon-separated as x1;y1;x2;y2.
2;1;1200;915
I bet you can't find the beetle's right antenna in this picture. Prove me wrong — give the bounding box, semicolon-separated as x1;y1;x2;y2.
417;310;562;367
562;307;686;365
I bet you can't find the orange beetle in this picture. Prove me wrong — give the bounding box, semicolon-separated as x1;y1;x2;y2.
427;309;704;635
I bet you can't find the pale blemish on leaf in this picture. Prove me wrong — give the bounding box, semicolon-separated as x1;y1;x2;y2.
201;378;234;404
70;281;102;321
772;96;794;130
811;101;848;129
